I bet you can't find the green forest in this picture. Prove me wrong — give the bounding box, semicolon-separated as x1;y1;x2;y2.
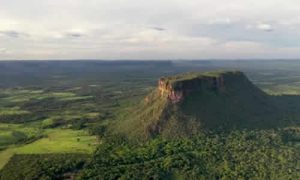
0;61;299;179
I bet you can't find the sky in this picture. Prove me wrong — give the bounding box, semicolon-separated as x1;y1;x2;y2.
1;0;300;60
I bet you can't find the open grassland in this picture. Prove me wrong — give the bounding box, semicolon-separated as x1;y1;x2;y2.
0;89;93;104
0;128;98;169
0;123;41;148
0;88;102;169
0;107;30;116
251;71;300;95
263;84;300;95
0;87;99;124
16;129;97;154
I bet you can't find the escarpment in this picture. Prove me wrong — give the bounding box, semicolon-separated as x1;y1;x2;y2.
115;70;283;141
157;71;244;103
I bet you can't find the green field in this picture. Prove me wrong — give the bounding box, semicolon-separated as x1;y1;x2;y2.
0;123;41;148
0;128;97;169
0;79;132;171
0;107;30;116
0;88;102;169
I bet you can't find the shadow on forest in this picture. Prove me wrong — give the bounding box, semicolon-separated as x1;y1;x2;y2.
271;94;300;120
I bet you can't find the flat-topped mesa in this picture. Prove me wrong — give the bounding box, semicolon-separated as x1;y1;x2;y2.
158;71;242;103
117;70;281;141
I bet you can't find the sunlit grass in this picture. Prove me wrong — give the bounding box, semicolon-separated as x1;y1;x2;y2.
16;129;98;153
263;84;300;95
0;107;30;116
0;123;41;148
0;88;93;103
0;128;98;169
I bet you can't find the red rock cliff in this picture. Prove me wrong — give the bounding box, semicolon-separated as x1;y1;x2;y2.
158;75;225;103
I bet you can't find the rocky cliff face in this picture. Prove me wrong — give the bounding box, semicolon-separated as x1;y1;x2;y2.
158;79;183;103
158;73;226;103
117;70;282;141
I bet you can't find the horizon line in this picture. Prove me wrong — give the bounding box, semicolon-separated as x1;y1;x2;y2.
0;58;300;62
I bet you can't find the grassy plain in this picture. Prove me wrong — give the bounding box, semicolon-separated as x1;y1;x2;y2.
0;88;101;169
0;128;97;169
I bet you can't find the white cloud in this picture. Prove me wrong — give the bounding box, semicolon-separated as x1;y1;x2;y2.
0;0;300;59
208;18;232;25
0;48;7;53
256;23;273;32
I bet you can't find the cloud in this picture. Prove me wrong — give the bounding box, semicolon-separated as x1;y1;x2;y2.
256;23;273;32
64;32;84;38
208;18;232;25
151;27;166;31
0;48;7;53
0;30;29;38
0;0;300;59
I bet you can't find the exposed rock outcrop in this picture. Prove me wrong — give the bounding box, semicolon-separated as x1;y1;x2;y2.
158;72;228;103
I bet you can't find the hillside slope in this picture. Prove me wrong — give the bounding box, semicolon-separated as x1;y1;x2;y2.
113;71;290;141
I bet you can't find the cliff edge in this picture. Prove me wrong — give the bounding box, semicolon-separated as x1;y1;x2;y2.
113;70;282;141
157;71;242;103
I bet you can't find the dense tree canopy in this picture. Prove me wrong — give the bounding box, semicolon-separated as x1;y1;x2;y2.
79;129;299;180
